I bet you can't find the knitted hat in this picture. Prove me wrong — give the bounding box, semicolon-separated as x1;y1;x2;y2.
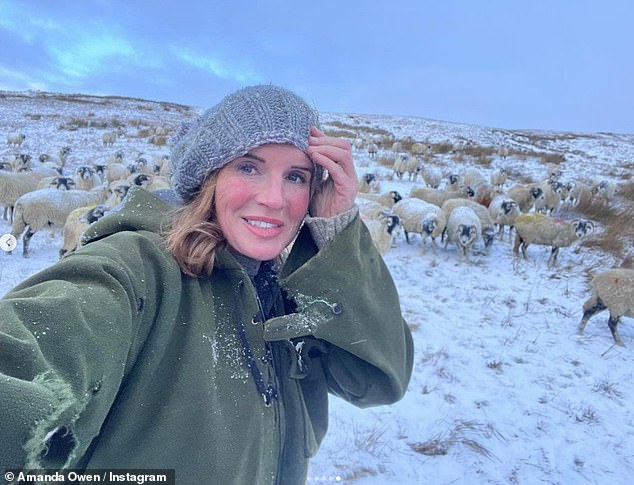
171;84;321;201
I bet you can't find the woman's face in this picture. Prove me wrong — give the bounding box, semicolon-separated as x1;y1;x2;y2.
215;144;313;260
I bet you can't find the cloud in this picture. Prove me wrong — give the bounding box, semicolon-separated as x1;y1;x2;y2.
170;46;262;85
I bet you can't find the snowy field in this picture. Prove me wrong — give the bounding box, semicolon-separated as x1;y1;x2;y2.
1;91;633;484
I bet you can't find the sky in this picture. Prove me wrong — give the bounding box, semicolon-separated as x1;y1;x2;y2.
1;0;633;134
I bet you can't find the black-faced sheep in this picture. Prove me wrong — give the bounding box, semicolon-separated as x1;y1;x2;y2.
392;198;447;254
578;268;634;346
59;204;109;258
507;184;544;213
534;180;564;215
440;198;495;248
357;190;403;208
358;173;379;193
488;195;520;240
513;213;594;267
363;214;401;255
74;165;103;190
444;206;481;261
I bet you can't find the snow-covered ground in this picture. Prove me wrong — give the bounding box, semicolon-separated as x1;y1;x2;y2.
1;91;633;484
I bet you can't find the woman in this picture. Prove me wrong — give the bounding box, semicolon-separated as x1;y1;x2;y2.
0;85;413;484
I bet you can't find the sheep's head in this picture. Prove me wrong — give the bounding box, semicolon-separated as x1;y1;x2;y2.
482;227;495;247
77;165;94;179
501;200;518;215
457;224;478;245
530;186;544;200
573;219;594;238
421;214;437;236
391;191;403;204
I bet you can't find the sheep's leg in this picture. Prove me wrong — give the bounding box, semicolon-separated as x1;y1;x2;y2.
578;298;606;335
548;247;559;267
22;227;34;258
608;314;625;347
404;231;411;244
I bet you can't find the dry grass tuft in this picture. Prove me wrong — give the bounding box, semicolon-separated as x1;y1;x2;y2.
408;420;504;460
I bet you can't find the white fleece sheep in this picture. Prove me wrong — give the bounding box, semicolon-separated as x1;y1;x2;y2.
392;198;447;254
392;154;408;180
534;180;563;215
10;186;109;257
462;167;486;188
591;180;617;204
507;183;544;213
513;213;594;267
405;156;421;181
357;190;403;208
367;142;378;160
35;176;76;191
490;167;508;189
410;186;473;210
59;204;108;258
0;168;59;222
578;268;634;346
440;198;495;248
363;213;401;255
421;166;442;189
566;180;593;207
74;165;103;190
358;173;379;193
444;206;482;261
7;133;26;147
488;195;520;240
102;131;117;146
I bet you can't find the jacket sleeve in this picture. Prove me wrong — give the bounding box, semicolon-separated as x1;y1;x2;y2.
0;231;171;470
266;215;414;407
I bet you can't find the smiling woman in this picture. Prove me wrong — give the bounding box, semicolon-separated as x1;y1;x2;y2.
0;84;413;485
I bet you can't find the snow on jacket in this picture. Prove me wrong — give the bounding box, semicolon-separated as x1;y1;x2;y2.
0;186;413;485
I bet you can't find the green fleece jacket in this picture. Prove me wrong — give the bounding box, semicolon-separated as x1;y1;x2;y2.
0;187;413;484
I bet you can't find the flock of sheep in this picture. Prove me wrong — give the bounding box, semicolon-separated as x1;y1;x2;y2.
351;134;632;347
1;125;632;347
1;131;172;259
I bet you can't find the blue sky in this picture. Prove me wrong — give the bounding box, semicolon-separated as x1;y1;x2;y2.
1;0;633;133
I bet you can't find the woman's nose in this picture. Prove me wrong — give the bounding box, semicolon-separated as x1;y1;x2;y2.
256;176;285;209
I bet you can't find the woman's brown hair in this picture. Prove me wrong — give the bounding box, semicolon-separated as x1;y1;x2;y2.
165;173;224;277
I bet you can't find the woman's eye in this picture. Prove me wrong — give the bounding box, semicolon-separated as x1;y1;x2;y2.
237;162;257;175
287;172;309;184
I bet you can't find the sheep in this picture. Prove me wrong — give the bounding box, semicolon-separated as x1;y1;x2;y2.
39;146;70;168
440;198;495;248
391;141;403;152
513;213;594;267
74;165;103;190
444;206;481;261
591;180;617;204
497;145;509;159
490;167;508;189
392;198;447;254
578;268;634;346
0;168;59;222
392;154;408;180
507;184;544;213
124;173;171;192
358;173;379;193
11;154;33;172
105;181;131;209
363;214;401;255
7;133;26;147
463;167;486;188
488;195;520;241
421;166;442;189
105;161;132;183
357;190;403;208
410;142;430;157
566;180;593;207
10;185;109;257
405;156;421;181
356;198;390;220
35;176;76;191
469;181;496;208
59;204;109;258
367;142;378;160
410;186;473;208
545;163;562;183
534;180;563;215
445;173;464;192
102;131;117;146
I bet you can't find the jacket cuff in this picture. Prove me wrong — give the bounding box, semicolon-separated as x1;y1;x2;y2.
304;206;359;249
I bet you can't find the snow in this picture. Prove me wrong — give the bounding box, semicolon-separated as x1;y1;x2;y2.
2;91;634;484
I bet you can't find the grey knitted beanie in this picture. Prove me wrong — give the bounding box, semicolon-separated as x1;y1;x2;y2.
171;84;321;201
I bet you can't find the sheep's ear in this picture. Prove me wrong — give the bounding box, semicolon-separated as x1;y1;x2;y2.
584;220;595;234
